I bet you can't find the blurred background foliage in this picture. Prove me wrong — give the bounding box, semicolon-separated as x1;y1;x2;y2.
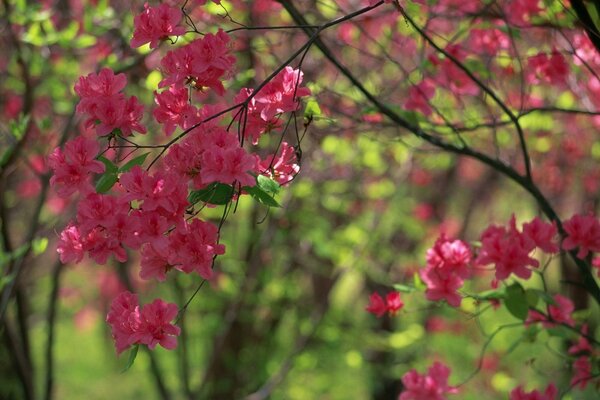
1;0;600;399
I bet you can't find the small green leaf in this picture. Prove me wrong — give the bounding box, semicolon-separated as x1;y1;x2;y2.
257;174;280;194
393;283;416;293
119;153;150;172
304;98;322;118
32;237;48;256
188;183;234;205
96;173;118;193
243;185;281;208
121;344;139;373
504;282;529;321
475;288;506;300
97;156;118;173
412;273;425;291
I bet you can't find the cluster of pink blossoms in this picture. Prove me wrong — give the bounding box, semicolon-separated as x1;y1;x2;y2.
106;291;180;354
476;215;558;281
51;1;311;356
420;235;472;307
365;291;403;317
234;66;311;145
130;2;186;49
399;361;458;400
74;68;146;137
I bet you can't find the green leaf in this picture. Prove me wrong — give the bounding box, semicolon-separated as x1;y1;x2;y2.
529;289;556;305
121;344;139;373
475;288;506;300
304;98;322;118
504;282;529;321
96;173;118;193
525;289;539;307
188;183;234;205
257;174;280;194
119;153;150;172
393;283;416;293
97;156;118;173
243;185;281;208
32;237;48;256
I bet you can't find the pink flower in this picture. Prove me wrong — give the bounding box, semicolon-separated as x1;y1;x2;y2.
168;219;226;279
386;292;404;315
405;79;436;116
74;68;127;113
106;292;181;354
399;361;458;400
131;3;186;49
571;356;593;390
509;383;557;400
259;142;300;185
420;267;464;307
106;291;142;354
133;299;181;351
365;292;387;317
48;136;105;197
568;325;593;356
526;294;575;328
522;217;559;253
562;213;600;258
527;51;569;85
366;291;403;317
476;216;539;281
160;29;236;94
254;66;311;120
425;235;471;279
153;86;201;136
56;224;85;264
505;0;542;26
469;27;509;56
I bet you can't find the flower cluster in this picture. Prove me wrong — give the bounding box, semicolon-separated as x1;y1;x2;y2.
476;215;557;281
52;0;312;357
420;235;471;307
365;291;403;317
160;29;236;95
106;291;180;354
130;2;186;49
74;68;146;136
399;361;458;400
234;66;311;145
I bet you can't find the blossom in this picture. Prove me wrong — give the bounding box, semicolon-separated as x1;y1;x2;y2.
160;29;236;94
365;292;387;317
106;291;142;354
476;216;539;281
107;291;181;354
420;267;464;307
366;291;404;317
425;235;471;279
562;213;600;258
469;27;509;56
399;361;458;400
571;356;593;390
522;217;559;253
48;136;105;197
526;294;575;328
153;86;201;136
527;51;569;85
404;79;436;116
133;299;181;350
56;224;85;264
131;3;186;49
259;142;300;185
509;383;557;400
